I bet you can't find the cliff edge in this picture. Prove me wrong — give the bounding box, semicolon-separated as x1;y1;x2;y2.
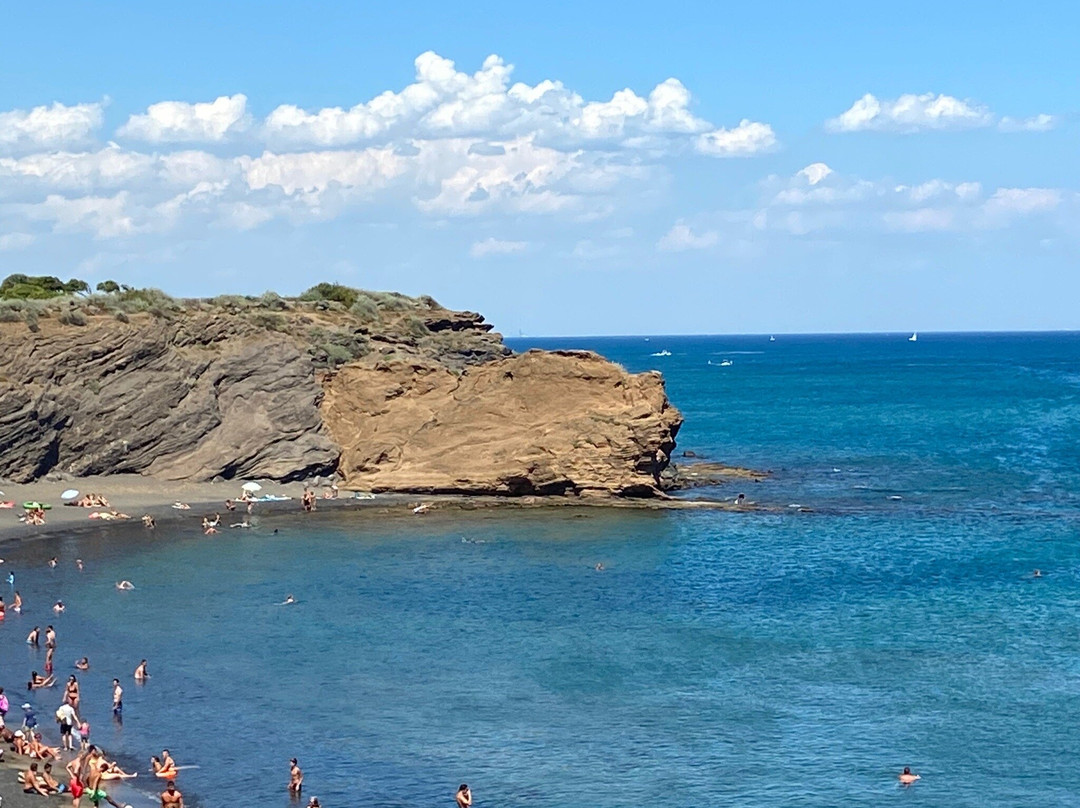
0;287;681;497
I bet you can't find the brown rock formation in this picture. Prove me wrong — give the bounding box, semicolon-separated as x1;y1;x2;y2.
0;293;681;496
322;350;681;497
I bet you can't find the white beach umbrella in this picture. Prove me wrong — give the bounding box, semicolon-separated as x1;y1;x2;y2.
241;482;262;493
61;489;80;500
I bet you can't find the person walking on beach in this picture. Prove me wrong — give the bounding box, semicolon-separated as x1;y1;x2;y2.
55;700;79;751
161;780;184;807
289;758;303;794
456;783;473;808
111;679;123;717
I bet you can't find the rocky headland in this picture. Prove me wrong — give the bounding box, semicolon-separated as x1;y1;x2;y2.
0;284;682;498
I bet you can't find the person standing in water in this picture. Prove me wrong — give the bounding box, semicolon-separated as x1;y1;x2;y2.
456;784;473;808
161;780;184;807
134;660;149;681
65;675;80;710
111;679;123;717
13;591;21;612
45;625;56;649
288;758;303;794
27;626;40;646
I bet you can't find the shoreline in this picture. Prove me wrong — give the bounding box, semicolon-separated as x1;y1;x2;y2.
0;473;763;549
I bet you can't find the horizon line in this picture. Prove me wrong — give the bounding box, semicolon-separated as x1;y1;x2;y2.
505;328;1080;339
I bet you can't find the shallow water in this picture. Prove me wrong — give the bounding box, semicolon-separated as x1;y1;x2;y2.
2;332;1080;807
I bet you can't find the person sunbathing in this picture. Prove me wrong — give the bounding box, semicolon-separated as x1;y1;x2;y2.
13;730;30;755
30;732;62;761
100;761;137;780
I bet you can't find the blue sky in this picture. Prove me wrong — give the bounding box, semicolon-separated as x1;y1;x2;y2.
1;1;1077;335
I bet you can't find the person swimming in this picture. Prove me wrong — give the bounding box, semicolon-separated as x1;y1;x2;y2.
75;657;90;671
116;581;135;590
282;595;296;605
28;671;55;689
48;557;58;569
53;600;65;614
899;766;920;785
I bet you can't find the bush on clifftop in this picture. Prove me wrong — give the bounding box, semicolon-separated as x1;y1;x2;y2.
0;274;90;300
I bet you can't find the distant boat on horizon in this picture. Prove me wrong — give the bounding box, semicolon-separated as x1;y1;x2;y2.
909;332;918;342
769;335;775;342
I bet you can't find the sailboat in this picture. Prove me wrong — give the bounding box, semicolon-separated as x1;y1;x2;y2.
908;332;918;342
769;335;775;342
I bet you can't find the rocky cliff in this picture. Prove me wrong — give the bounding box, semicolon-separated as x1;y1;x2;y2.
0;291;681;496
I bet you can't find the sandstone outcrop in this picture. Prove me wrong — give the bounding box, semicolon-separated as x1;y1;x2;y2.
322;350;681;497
0;293;681;496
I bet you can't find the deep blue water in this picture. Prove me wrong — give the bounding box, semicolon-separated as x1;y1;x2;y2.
3;332;1080;808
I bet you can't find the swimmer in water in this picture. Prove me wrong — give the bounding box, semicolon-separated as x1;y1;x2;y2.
594;563;605;571
1033;569;1043;578
76;559;84;571
13;590;22;612
116;581;135;591
48;557;58;569
76;657;90;671
898;766;920;785
28;671;55;689
134;660;149;681
27;626;40;646
53;600;65;614
282;595;296;605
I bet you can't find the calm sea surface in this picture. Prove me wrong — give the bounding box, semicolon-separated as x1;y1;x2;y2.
2;332;1080;807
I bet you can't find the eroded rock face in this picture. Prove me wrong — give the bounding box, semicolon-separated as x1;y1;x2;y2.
0;315;338;482
0;306;682;496
321;350;682;497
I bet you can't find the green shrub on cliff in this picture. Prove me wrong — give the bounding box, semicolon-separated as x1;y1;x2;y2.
0;274;90;300
300;283;359;309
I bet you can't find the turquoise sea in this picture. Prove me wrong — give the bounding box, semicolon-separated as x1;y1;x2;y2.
2;332;1080;807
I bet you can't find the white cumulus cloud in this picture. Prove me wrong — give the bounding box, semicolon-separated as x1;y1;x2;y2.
826;93;993;133
695;120;776;157
470;237;528;257
264;51;774;157
118;94;250;142
0;102;104;151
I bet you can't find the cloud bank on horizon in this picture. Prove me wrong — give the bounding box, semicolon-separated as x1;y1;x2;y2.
0;48;1072;333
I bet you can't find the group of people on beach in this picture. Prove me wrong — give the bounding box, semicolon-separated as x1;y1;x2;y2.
0;554;191;807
